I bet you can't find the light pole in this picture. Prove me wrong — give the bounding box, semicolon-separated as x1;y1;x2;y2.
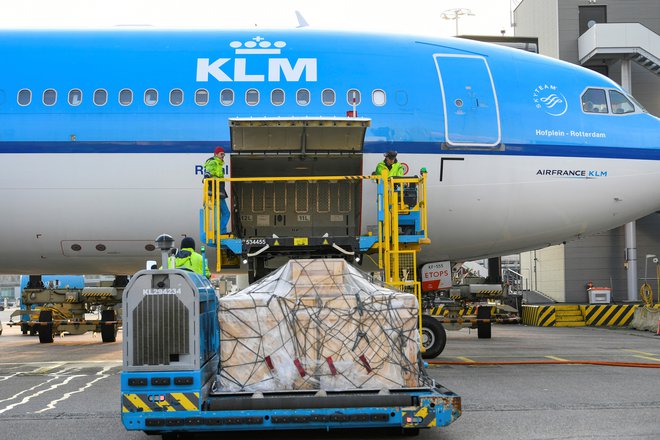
441;8;475;36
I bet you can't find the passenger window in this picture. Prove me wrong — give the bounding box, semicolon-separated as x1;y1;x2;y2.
347;89;361;106
17;89;31;106
68;89;82;106
170;89;183;106
581;88;607;113
220;89;234;106
43;89;57;106
322;88;335;106
296;89;310;106
246;89;259;106
195;89;209;106
609;90;634;114
94;89;108;106
144;89;158;106
372;89;386;106
271;89;285;106
119;89;133;106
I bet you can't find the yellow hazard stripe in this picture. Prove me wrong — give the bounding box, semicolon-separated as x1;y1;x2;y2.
156;400;176;412
123;393;199;412
403;405;436;428
521;305;556;326
171;392;198;411
475;290;502;295
126;394;152;412
524;304;643;327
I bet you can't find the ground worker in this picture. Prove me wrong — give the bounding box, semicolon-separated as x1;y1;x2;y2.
374;150;404;177
169;237;210;278
204;146;230;235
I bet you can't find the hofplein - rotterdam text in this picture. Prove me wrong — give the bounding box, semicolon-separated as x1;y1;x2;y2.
535;129;606;138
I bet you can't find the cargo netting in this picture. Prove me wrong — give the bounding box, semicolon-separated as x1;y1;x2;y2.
216;259;431;392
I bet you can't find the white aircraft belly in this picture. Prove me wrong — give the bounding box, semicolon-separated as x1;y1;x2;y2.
1;152;659;274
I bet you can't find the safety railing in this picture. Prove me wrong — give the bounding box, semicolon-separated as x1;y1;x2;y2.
203;172;429;277
203;175;373;272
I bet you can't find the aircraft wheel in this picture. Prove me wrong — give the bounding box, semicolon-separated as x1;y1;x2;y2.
38;310;54;344
101;309;118;343
420;315;446;359
477;306;492;339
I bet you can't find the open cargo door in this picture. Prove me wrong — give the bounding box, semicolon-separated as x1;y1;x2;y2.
228;117;371;245
229;117;370;154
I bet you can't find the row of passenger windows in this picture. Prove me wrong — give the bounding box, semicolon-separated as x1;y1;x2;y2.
16;88;386;108
581;88;635;114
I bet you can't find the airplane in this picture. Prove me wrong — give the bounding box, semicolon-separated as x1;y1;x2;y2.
0;28;658;276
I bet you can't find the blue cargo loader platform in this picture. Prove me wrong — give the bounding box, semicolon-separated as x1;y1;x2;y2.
120;269;461;436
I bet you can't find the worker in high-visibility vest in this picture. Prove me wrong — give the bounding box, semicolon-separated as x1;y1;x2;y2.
168;237;210;278
204;146;230;235
374;150;404;177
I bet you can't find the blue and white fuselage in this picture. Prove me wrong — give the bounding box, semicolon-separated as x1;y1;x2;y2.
0;29;658;274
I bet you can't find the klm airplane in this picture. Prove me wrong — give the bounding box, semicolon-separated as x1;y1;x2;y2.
0;29;658;275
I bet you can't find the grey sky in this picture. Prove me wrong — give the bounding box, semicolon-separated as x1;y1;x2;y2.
0;0;515;37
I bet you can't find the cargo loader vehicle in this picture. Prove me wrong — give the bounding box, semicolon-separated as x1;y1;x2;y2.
120;257;461;437
8;274;125;343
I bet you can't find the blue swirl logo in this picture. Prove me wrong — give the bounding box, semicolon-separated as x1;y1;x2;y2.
533;85;568;116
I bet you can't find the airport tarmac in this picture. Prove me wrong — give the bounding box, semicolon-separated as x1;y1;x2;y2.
1;308;659;440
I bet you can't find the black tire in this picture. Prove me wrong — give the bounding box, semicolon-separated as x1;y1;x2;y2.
38;310;54;344
420;315;447;359
21;322;29;335
401;428;420;436
477;306;492;339
101;309;118;343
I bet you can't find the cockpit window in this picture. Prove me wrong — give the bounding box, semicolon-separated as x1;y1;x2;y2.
581;88;607;113
609;90;635;114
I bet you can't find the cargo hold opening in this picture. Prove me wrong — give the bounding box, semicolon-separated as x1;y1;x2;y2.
228;117;370;239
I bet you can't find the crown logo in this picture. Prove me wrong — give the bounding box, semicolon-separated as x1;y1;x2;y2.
230;36;286;55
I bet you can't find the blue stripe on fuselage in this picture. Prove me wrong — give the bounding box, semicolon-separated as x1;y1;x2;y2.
0;141;659;160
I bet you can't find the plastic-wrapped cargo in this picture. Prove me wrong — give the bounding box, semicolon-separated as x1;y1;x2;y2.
216;259;427;392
